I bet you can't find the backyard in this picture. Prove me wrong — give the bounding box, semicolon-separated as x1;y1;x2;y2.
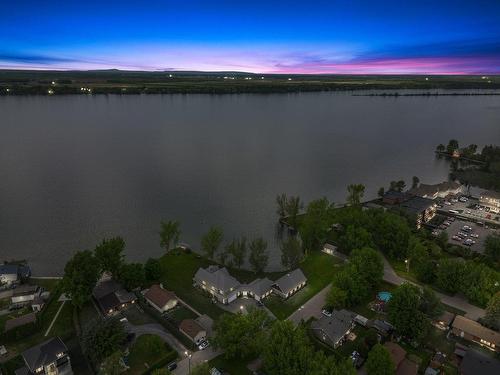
265;251;342;320
127;334;177;374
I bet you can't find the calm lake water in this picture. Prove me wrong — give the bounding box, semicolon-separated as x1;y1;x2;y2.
1;92;500;275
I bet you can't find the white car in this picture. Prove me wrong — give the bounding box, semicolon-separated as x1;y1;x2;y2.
198;340;210;350
444;201;452;206
322;309;333;317
470;233;479;238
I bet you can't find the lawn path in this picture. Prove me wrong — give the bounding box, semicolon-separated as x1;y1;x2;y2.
44;300;66;337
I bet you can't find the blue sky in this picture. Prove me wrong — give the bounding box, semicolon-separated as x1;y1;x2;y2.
1;0;500;73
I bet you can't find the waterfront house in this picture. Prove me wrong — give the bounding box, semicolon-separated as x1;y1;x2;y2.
144;284;178;313
451;315;500;352
382;191;412;205
272;269;307;299
408;181;464;200
0;263;30;286
241;278;274;302
310;309;355;348
400;196;437;229
92;278;136;316
479;190;500;212
179;319;206;343
11;285;42;306
194;266;240;304
15;337;72;375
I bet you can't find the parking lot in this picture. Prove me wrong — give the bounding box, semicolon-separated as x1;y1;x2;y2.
439;197;500;225
442;219;492;253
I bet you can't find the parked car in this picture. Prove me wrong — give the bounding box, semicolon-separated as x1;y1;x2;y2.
470;233;479;238
322;309;333;317
198;340;210;350
167;362;178;371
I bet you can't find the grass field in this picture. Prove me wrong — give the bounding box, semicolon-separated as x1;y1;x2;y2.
127;334;177;374
265;252;342;320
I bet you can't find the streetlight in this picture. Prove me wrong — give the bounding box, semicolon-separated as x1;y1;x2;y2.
404;259;410;273
184;351;192;374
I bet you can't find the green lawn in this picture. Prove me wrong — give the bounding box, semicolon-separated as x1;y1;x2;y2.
265;252;342;320
166;305;198;324
127;334;176;374
209;355;253;375
158;251;226;319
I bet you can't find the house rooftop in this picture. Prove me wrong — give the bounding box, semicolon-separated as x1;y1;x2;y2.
243;278;273;297
92;279;135;313
179;319;205;339
194;266;240;293
5;312;37;331
311;309;355;344
435;311;455;326
144;284;177;307
273;269;307;295
21;337;68;371
452;315;500;346
400;196;435;213
385;342;406;368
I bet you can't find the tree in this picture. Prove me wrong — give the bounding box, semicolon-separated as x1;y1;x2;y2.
483;292;500;330
217;247;229;266
213;307;271;360
349;247;384;287
100;351;126;375
62;250;100;309
159;220;180;251
117;263;145;290
436;143;445;153
248;237;269;273
377;187;385;198
387;283;429;341
365;344;395;375
145;258;162;282
280;236;303;269
332;268;369;307
485;234;500;263
94;237;125;276
370;211;411;259
325;286;347;310
298;197;335;252
411;176;419;189
81;318;126;364
346;184;365;206
435;258;465;294
446;139;459;154
226;237;247;269
338;225;373;253
285;196;302;228
462;262;500;306
419;287;443;319
276;193;288;219
395;180;406;192
201;226;224;260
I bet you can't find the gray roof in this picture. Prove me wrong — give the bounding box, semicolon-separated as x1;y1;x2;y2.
311;309;355;343
0;264;19;276
273;269;307;295
194;266;240;293
401;196;435;213
92;279;122;299
244;278;273;296
5;313;37;331
13;285;39;297
460;349;500;375
92;279;135;313
22;337;67;371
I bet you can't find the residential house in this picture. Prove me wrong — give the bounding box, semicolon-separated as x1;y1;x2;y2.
384;342;418;375
11;285;42;306
369;319;394;337
479;190;500;212
408;181;464;200
322;243;337;256
433;311;455;331
179;319;206;343
451;315;500;352
272;269;307;299
15;337;72;375
144;284;178;313
241;278;274;302
194;266;240;304
310;309;355;348
400;196;437;229
5;312;37;332
0;264;30;286
92;279;136;316
459;349;500;375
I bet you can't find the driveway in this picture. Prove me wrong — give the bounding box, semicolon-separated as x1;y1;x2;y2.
126;323;187;354
287;284;330;324
173;348;222;375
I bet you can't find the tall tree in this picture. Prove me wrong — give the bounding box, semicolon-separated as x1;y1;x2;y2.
365;344;395;375
145;258;162;282
62;250;100;309
435;258;466;294
338;225;374;254
285;196;302;228
346;184;365;206
377;187;385;198
226;237;247;269
81;318;126;365
436;144;445;153
446;139;459;154
276;193;288;219
325;286;347;310
248;237;269;273
217;248;229;266
280;236;303;270
117;262;145;290
483;292;500;330
387;283;429;341
159;220;181;251
411;176;420;189
298;197;335;252
94;237;125;276
349;247;384;287
201;226;224;260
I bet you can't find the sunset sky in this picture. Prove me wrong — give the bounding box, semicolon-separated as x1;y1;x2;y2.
1;0;500;74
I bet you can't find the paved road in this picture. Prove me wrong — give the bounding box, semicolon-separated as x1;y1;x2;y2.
127;323;187;354
287;254;485;325
173;347;222;375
